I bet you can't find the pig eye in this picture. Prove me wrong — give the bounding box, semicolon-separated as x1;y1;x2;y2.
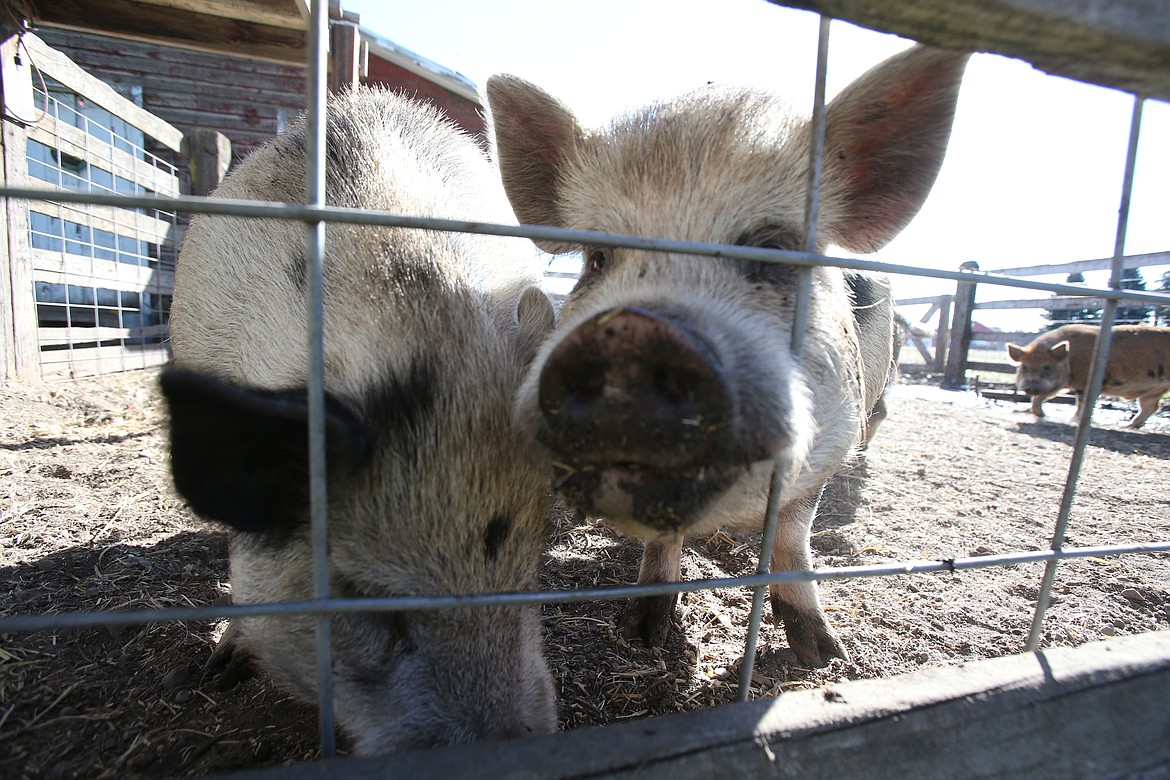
734;228;799;285
585;248;608;274
745;259;795;285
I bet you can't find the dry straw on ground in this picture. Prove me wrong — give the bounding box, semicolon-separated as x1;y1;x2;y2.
2;368;1167;778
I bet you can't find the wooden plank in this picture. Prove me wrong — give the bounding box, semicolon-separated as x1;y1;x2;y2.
181;128;231;197
968;331;1030;346
27;120;181;197
38;342;169;380
968;361;1016;373
978;389;1078;405
213;630;1170;780
21;34;184;152
27;201;180;247
34;26;305;159
933;295;952;372
942;261;979;388
130;0;306;30
989;250;1170;277
37;324;168;348
975;297;1113;311
30;250;174;291
30;3;307;66
895;294;951;306
906;330;933;364
36;27;305;101
769;0;1170;101
2;80;40;379
329;22;361;93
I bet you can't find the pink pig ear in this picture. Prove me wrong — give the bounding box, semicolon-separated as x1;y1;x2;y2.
486;74;587;255
812;45;971;254
1006;343;1025;363
1050;340;1071;360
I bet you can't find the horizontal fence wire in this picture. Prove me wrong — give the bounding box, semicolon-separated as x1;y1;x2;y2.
4;28;1169;762
2;200;1168;637
3;185;1169;306
4;541;1169;633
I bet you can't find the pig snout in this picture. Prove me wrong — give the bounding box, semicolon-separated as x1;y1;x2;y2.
538;306;729;465
533;305;773;534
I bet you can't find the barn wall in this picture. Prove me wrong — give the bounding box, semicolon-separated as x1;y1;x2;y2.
34;26;305;173
363;57;486;138
35;26;487;173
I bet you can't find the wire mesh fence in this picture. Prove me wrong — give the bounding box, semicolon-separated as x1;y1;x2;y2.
9;32;181;380
2;5;1169;776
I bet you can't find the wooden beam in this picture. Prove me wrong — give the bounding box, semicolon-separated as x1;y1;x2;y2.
942;260;979;388
31;251;175;292
770;0;1170;101
1;45;40;379
125;0;306;30
22;34;184;151
181;128;231;197
989;251;1170;277
211;630;1170;780
328;21;361;93
38;342;169;379
27;122;182;196
31;2;307;66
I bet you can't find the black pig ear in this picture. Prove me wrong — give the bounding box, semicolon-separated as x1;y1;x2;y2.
159;367;369;533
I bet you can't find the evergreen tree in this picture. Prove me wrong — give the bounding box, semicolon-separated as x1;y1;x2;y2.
1157;270;1170;326
1116;267;1151;325
1045;271;1096;329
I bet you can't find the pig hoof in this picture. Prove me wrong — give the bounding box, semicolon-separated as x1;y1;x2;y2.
205;621;259;690
770;595;849;666
619;594;677;647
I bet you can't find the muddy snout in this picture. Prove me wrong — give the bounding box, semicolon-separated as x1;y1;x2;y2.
537;307;730;465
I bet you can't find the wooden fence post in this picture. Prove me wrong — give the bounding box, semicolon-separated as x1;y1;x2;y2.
329;21;363;93
1;32;37;379
942;261;979;389
933;295;952;373
182;128;231;197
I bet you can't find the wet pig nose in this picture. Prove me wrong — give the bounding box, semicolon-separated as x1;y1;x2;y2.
537;307;730;458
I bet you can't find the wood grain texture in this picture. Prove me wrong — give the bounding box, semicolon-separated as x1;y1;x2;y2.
770;0;1170;100
212;630;1170;780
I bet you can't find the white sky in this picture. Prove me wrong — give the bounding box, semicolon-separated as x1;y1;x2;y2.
344;0;1169;331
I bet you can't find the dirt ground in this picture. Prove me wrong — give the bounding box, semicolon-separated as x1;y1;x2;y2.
2;367;1168;779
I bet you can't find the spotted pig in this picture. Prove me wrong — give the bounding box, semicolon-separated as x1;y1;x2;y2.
162;87;557;754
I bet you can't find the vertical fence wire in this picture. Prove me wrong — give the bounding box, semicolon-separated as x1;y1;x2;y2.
1025;94;1145;652
303;0;335;757
7;17;1170;767
736;14;831;703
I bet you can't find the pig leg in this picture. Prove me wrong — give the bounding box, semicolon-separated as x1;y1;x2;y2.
1030;395;1048;418
1128;393;1162;429
205;618;259;691
768;496;848;666
620;537;684;646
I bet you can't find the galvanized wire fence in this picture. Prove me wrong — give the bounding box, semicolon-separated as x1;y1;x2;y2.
3;7;1170;767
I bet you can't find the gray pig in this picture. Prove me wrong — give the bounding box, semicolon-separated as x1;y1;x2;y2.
162;87;557;754
487;45;969;665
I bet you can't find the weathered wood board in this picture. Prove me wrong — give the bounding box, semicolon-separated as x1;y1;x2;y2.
770;0;1170;101
214;630;1170;780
